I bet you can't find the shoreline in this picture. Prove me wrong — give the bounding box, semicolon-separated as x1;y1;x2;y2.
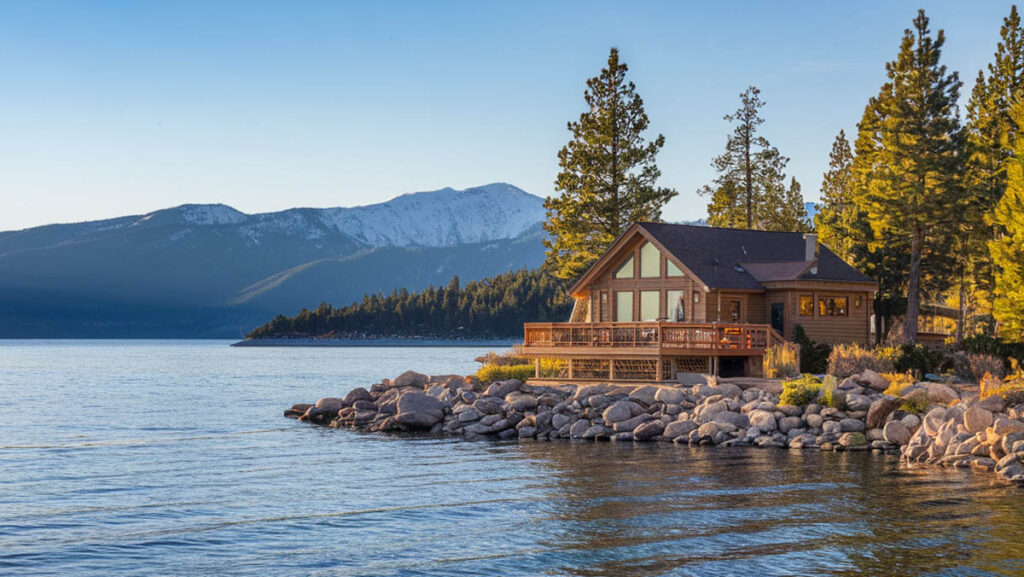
287;370;1024;486
232;337;519;348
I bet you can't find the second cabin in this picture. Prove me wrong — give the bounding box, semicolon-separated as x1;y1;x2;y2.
520;222;878;381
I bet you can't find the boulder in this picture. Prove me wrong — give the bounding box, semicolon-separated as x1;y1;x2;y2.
748;410;777;432
858;369;889;391
778;416;802;434
582;424;612;440
587;394;614;411
925;382;959;405
629;385;660;406
713;411;751;430
352;400;377;411
633;420;666;441
993;417;1024;436
602;401;635;424
395;392;446;429
505;392;538;412
866;397;903;429
457;407;481;422
343;388;373;405
822;420;841;435
569;419;591;439
963;406;994;435
901;413;921;430
977;395;1006;413
663;419;699;439
517;426;537;439
845;394;873;412
696;400;729;423
923;408;949;436
314;397;346;413
551;413;572;430
805;413;824;429
839;432;868;447
473;397;504;415
486;379;522;399
654;387;687;405
393;371;430;388
612;413;655;433
839;418;865;433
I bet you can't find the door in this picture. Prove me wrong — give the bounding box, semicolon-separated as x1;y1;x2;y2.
771;302;785;335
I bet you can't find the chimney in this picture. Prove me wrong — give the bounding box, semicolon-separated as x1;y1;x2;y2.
803;233;818;261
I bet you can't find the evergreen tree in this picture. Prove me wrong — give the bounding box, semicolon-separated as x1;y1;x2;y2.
855;10;965;344
989;101;1024;341
815;130;858;261
543;47;676;280
965;5;1024;329
700;86;808;231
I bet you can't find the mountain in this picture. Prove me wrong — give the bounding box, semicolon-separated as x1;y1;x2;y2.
0;183;548;338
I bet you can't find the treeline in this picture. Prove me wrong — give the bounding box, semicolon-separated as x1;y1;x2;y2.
813;8;1024;345
247;269;572;339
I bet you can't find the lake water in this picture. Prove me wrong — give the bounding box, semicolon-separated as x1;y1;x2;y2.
1;341;1022;577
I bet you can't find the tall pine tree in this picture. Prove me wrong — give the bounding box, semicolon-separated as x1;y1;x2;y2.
989;101;1024;341
815;131;857;261
855;10;965;344
700;86;808;231
965;5;1024;330
543;47;676;280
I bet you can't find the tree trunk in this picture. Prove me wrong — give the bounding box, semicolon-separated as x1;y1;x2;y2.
955;268;966;346
904;224;923;344
744;129;752;229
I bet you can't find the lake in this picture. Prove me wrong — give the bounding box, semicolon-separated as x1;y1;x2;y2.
1;340;1022;576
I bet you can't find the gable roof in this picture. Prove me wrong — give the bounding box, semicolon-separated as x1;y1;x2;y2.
569;222;876;295
639;222;876;289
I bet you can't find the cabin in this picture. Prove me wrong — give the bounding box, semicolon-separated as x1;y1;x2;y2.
520;222;878;382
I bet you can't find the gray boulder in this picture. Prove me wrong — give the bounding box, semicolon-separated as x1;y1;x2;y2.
486;379;522;399
602;400;635;423
343;388;373;405
839;418;865;433
633;420;666;441
748;410;777;432
394;371;430;388
866;397;903;429
713;411;750;430
663;419;699;439
395;392;446;429
506;392;538;412
654;387;687;404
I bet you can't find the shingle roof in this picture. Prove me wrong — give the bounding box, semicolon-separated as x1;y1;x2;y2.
638;222;876;290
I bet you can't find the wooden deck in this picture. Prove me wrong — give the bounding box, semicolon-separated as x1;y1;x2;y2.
521;322;786;357
519;322;787;381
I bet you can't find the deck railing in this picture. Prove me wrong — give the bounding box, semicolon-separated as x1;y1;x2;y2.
523;322;786;352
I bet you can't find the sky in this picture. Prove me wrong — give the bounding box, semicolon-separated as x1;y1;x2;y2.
0;1;1019;231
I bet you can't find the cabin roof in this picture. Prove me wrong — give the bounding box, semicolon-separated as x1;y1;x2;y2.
638;222;876;289
569;222;877;295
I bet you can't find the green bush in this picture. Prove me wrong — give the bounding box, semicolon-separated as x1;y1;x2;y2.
794;325;832;374
900;389;930;415
891;344;949;377
962;335;1024;369
780;374;823;407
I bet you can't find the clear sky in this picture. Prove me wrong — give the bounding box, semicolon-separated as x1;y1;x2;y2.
0;1;1018;231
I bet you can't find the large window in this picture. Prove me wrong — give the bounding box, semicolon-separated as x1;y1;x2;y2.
667;290;685;321
819;296;849;317
639;242;660;278
614;256;634;279
640;291;660;320
615;291;634;321
729;300;741;322
799;295;814;316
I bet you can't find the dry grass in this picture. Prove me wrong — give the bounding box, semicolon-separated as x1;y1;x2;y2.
763;342;800;378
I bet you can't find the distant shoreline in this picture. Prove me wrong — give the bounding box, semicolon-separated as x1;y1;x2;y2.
231;337;520;348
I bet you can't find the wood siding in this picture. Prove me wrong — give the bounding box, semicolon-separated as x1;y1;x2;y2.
761;282;873;345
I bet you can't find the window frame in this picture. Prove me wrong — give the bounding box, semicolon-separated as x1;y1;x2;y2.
799;295;814;317
818;295;849;317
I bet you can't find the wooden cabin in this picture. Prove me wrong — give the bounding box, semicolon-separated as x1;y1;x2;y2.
520;222;878;382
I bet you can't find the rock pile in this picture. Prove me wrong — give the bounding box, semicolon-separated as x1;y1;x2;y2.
286;369;1024;484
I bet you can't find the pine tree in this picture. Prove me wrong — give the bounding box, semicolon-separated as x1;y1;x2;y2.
700;86;808;231
815;131;857;261
965;5;1024;330
543;47;676;281
856;10;965;344
989;101;1024;341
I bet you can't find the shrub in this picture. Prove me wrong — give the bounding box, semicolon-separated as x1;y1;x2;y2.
820;375;844;409
882;372;914;396
827;344;894;378
900;389;930;415
962;334;1024;366
477;363;535;384
474;350;528;367
794;325;832;374
891;344;949;377
980;360;1024;404
780;374;823;407
953;352;1005;382
764;342;800;378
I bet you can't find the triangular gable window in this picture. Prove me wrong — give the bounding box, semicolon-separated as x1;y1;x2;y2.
614;256;634;279
639;242;660;278
666;259;684;277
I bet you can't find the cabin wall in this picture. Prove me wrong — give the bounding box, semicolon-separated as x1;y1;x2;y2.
763;283;873;345
703;291;766;324
584;236;707;322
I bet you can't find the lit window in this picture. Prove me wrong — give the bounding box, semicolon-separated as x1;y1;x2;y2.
666;259;684;277
614;256;634;279
729;300;741;322
640;291;659;320
800;296;814;316
818;296;848;317
615;291;634;321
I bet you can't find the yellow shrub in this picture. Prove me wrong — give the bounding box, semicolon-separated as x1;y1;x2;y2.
763;342;800;378
882;372;915;396
981;360;1024;401
476;358;566;384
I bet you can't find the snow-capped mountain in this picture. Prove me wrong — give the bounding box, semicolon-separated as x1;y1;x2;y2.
0;183;548;338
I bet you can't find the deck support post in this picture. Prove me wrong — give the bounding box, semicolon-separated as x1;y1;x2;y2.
568;358;574;380
609;358;615;381
535;357;540;379
656;358;663;383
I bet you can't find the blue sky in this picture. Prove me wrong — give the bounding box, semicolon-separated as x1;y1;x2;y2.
0;1;1017;231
